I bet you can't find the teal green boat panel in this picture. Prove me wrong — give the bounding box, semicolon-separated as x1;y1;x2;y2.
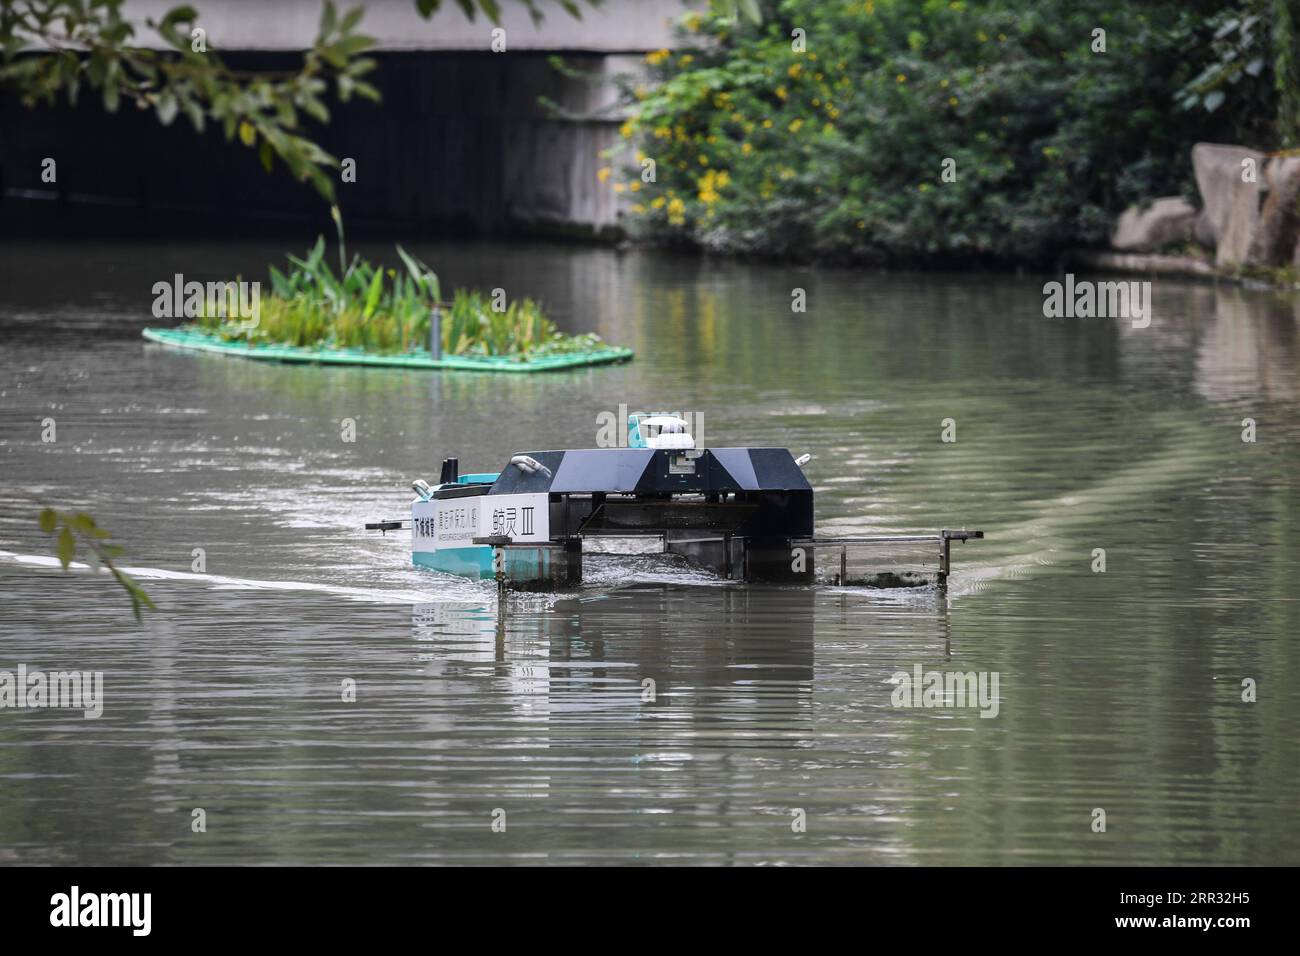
414;546;495;578
414;545;561;582
142;326;633;373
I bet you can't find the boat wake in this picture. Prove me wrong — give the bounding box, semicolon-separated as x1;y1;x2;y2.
0;549;443;606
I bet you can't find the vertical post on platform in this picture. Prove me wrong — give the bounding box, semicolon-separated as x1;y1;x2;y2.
938;531;951;590
430;304;442;360
840;544;847;586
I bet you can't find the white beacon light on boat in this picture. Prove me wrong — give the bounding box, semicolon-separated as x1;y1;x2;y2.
412;479;433;501
511;455;552;478
795;454;811;467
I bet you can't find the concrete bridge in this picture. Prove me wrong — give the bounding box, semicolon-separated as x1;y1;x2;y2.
0;0;695;237
124;0;688;52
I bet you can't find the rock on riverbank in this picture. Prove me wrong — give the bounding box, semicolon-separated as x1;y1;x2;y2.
1102;143;1300;283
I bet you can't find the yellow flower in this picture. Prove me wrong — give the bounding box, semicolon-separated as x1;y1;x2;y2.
940;78;950;89
788;63;803;79
896;73;907;84
651;196;666;209
716;170;730;188
645;49;670;66
619;120;634;139
977;30;988;42
630;181;641;192
653;126;671;140
775;86;788;101
698;154;709;166
683;11;703;32
613;182;627;193
678;54;694;67
667;197;686;225
741;142;752;155
762;118;773;129
631;203;646;214
597;167;612;183
788;118;804;133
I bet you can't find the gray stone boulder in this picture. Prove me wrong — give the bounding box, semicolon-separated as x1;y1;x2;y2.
1192;142;1266;267
1250;155;1300;266
1194;209;1216;249
1111;196;1197;252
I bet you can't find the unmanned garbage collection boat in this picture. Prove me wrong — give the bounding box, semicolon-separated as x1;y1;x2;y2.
366;414;983;589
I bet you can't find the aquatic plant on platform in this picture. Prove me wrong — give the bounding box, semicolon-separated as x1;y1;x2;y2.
142;231;631;373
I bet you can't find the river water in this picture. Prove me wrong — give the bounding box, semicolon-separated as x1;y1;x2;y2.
1;237;1298;865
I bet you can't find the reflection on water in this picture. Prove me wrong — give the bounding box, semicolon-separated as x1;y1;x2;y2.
1;238;1298;864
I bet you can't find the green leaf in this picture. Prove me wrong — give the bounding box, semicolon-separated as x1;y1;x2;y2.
156;89;179;125
363;267;384;319
57;526;75;569
341;7;366;33
396;244;438;300
39;509;57;533
68;513;97;535
182;98;205;133
320;0;337;37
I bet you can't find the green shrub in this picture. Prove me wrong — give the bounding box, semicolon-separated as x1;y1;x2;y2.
614;0;1263;265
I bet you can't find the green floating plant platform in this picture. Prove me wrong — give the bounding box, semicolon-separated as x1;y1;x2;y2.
142;327;634;373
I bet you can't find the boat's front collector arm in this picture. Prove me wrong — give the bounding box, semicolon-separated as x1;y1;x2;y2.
364;520;408;535
789;529;985;585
